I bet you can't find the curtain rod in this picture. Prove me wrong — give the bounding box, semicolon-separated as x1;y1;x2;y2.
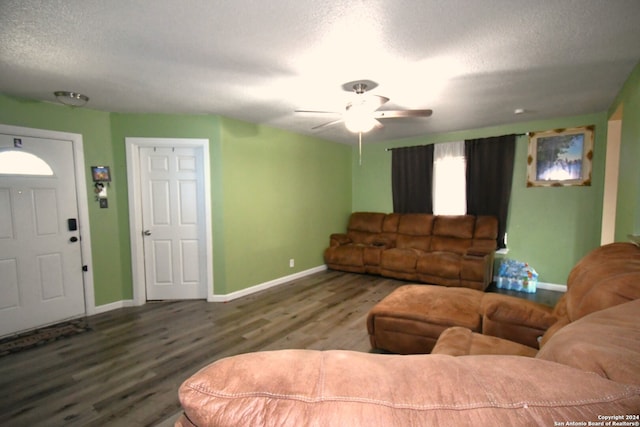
385;132;529;151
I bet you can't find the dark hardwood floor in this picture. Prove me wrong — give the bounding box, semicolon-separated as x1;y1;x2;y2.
0;270;562;427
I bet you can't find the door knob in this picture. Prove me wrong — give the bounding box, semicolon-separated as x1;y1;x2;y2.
69;236;79;242
143;230;152;236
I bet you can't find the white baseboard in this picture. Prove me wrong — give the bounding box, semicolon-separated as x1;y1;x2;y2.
209;265;328;302
93;299;136;315
95;267;564;315
89;267;328;314
493;276;566;293
536;282;567;292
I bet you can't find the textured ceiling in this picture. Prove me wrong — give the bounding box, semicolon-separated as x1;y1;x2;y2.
1;0;639;144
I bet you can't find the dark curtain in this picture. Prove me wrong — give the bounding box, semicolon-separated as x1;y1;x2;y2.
465;134;516;248
391;145;434;213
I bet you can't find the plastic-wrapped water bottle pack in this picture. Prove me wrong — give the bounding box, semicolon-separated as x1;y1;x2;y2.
496;259;538;293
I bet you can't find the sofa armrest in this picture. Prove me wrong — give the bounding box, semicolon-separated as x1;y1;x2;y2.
480;294;556;347
178;349;640;426
460;249;495;290
329;233;351;247
465;246;494;257
432;326;538;357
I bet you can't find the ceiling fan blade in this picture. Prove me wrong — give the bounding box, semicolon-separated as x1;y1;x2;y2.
349;95;390;112
373;109;433;119
295;109;340;114
366;95;390;110
311;118;344;130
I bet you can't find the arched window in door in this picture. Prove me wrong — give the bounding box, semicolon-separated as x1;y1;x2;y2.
0;150;54;176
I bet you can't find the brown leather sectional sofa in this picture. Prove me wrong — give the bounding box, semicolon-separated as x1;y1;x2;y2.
324;212;499;290
368;241;640;354
175;243;640;426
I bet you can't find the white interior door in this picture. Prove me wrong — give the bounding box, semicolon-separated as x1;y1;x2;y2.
0;135;85;337
140;146;207;300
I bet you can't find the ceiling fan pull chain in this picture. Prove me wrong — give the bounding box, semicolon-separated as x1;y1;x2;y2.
359;132;362;166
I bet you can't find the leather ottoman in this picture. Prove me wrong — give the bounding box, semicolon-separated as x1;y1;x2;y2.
367;285;484;354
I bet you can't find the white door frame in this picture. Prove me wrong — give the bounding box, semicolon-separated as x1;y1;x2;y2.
126;137;214;304
0;123;95;315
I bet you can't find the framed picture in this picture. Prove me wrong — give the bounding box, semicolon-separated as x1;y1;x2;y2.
527;126;594;187
91;166;111;182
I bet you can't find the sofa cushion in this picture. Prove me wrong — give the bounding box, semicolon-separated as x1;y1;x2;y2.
473;216;498;239
565;242;640;288
397;213;435;235
367;285;483;353
416;251;461;278
537;299;640;385
179;350;640;427
429;216;476;255
565;261;640;321
433;215;475;238
479;293;556;348
346;212;385;243
368;285;483;330
396;234;432;252
464;216;499;256
561;243;640;321
380;248;419;271
395;214;434;251
432;326;538;357
382;213;401;233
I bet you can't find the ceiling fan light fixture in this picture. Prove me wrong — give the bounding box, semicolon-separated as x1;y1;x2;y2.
344;108;377;133
54;91;89;107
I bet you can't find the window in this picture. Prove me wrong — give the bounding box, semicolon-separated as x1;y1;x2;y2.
432;141;466;215
0;150;53;176
391;135;516;249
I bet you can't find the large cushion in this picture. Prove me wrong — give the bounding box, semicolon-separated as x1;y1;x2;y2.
430;215;475;255
367;285;483;353
178;350;640;427
480;293;556;348
417;252;461;279
432;326;538;357
394;213;434;251
379;248;420;280
537;299;640;385
346;212;386;243
558;243;640;321
564;259;640;321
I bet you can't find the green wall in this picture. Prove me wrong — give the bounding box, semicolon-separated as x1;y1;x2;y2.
0;97;352;305
219;117;352;293
111;114;351;296
352;112;608;285
609;60;640;240
1;59;638;301
109;113;224;300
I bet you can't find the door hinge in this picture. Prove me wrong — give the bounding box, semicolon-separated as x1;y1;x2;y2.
82;265;89;272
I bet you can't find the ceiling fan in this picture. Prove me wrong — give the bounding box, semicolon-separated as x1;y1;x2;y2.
295;81;433;134
295;81;433;164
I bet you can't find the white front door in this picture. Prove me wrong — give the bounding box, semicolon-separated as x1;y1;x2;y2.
0;135;85;337
139;146;207;300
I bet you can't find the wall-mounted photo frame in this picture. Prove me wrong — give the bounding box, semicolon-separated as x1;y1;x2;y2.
91;166;111;182
527;126;594;187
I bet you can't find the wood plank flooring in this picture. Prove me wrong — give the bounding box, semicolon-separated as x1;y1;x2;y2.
0;270;562;427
